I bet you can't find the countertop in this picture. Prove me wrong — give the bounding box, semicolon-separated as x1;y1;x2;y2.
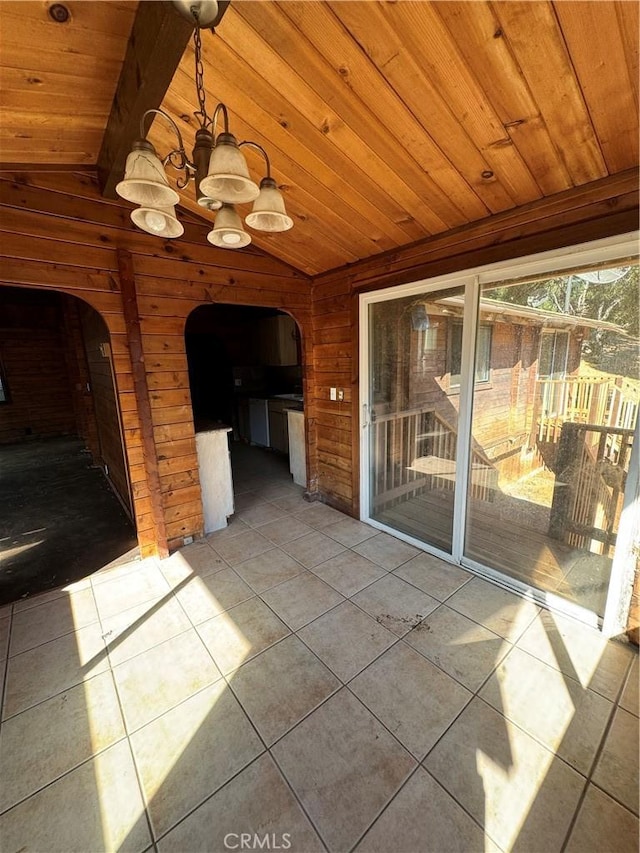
234;393;304;403
194;419;233;434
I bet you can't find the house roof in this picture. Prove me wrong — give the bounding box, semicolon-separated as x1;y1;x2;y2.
1;1;638;276
436;295;629;333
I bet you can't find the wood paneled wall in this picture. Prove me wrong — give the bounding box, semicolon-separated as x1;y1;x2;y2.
311;168;639;517
0;168;636;560
62;296;102;464
310;268;357;512
0;289;76;444
80;301;132;515
0;170;314;555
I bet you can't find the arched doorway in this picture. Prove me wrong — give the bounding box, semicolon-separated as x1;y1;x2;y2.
184;304;305;532
0;287;136;603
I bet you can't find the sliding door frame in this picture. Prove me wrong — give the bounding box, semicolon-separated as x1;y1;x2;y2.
359;231;639;634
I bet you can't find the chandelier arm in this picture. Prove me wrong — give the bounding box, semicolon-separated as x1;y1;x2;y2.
140;108;189;154
212;103;230;139
175;171;192;190
238;140;271;178
163;149;196;172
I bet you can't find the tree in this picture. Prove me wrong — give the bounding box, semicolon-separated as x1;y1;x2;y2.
487;265;639;377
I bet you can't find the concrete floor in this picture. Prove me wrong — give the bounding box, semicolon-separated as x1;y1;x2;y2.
0;437;137;605
0;446;638;852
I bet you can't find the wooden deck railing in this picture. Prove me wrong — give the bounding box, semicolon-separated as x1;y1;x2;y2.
535;375;639;445
534;377;608;444
607;378;640;431
371;407;497;511
549;422;634;554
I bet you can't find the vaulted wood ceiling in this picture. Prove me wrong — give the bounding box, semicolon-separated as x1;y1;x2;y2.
1;1;638;275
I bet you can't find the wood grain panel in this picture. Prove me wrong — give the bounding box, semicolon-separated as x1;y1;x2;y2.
2;1;636;276
161;51;418;246
349;172;639;286
553;2;639;174
240;1;473;229
98;1;193;198
330;1;536;210
434;1;572;195
0;328;76;444
0;2;135;164
616;2;639;109
492;1;607;185
80;302;132;514
212;10;430;239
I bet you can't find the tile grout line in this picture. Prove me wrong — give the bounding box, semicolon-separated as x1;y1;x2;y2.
423;765;508;853
151;752;274;850
2;496;338;829
0;731;133;819
154;487;342;847
0;606;13;727
344;761;426;853
3;564;608;844
151;666;272;848
414;626;627;788
111;661;227;848
236;587;428;807
559;652;639;851
0;580;156;841
89;575;157;851
265;749;331;853
92;576;223;851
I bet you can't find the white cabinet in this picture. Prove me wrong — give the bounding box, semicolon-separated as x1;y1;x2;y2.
195;427;234;533
259;315;298;365
268;399;289;454
287;409;306;487
249;398;270;447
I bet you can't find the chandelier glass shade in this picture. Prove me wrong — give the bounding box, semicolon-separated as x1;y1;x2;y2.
207;203;251;248
116;141;180;208
245;176;294;233
199;132;260;204
115;9;292;248
131;204;184;238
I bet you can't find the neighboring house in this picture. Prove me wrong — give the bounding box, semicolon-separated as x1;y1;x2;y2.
372;296;630;482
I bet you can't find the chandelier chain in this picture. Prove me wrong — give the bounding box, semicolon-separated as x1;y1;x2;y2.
193;23;211;130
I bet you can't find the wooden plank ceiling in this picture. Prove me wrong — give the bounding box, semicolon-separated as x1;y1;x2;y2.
1;1;638;275
0;1;138;165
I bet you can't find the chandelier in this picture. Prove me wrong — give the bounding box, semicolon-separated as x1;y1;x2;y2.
115;1;293;248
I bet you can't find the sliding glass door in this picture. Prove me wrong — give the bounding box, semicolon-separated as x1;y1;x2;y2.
464;267;638;617
361;235;638;624
366;284;468;555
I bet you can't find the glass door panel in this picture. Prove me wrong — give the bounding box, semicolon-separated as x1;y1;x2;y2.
368;285;467;553
464;264;638;615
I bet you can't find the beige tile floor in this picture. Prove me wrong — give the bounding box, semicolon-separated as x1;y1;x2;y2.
0;449;638;853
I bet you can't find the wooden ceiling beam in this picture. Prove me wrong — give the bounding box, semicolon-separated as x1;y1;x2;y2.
97;1;193;200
